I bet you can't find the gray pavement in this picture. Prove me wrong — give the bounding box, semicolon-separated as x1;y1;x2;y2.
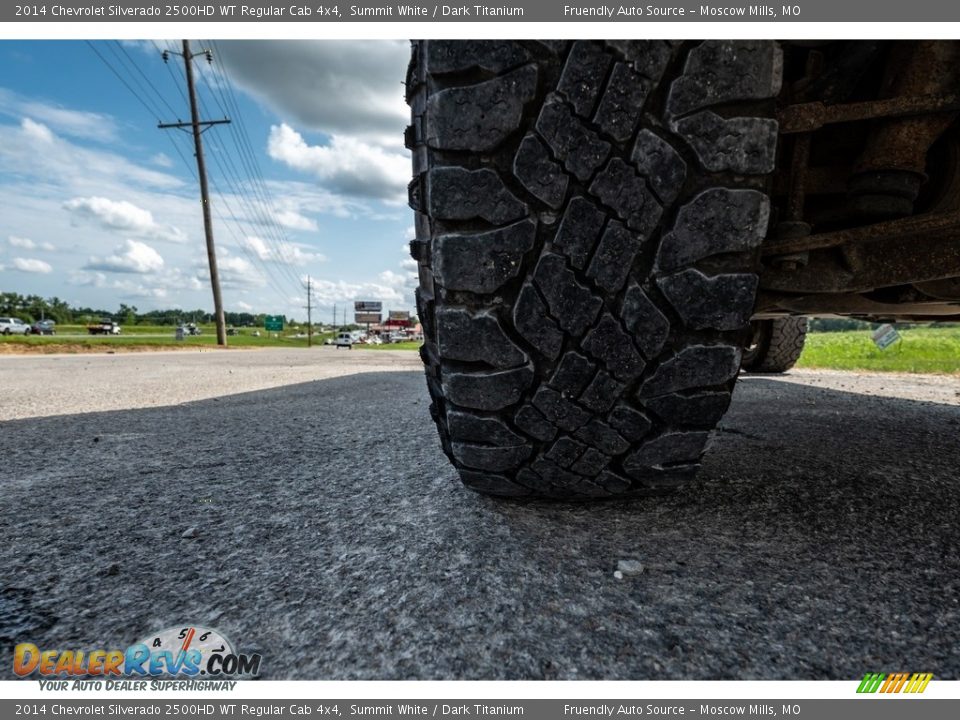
0;347;421;421
1;352;959;679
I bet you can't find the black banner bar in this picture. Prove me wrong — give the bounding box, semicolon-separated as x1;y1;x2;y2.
3;699;960;720
4;1;960;23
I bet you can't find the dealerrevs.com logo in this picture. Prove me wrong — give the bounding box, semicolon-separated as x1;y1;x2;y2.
14;625;261;687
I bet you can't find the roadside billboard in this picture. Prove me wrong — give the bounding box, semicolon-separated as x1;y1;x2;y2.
354;301;382;325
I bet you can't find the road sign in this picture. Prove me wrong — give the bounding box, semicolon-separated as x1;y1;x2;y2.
871;323;900;350
355;312;380;324
355;301;382;312
264;315;284;331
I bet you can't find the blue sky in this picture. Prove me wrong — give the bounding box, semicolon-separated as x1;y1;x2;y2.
0;40;415;320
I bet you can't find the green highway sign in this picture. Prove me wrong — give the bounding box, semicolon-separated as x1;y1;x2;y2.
264;315;284;331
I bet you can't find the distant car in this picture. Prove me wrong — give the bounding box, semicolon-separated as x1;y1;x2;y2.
87;319;121;335
30;320;56;335
334;332;354;349
0;317;31;336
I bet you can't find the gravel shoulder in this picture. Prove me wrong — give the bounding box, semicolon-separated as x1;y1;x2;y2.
1;352;958;679
0;347;421;421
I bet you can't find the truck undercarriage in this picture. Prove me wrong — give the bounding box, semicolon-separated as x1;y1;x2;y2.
761;41;960;322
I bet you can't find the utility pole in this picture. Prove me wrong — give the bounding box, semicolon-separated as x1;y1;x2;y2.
159;40;231;347
304;276;313;348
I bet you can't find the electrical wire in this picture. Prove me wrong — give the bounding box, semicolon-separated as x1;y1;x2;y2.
85;40;301;310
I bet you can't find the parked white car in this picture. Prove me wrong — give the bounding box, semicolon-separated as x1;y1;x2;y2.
0;317;31;336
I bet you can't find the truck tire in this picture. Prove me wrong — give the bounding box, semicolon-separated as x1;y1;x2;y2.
407;40;782;498
741;318;808;373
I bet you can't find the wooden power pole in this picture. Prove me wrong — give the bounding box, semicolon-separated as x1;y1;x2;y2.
305;276;313;348
159;40;230;347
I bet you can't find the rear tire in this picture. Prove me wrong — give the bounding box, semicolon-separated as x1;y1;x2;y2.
741;318;808;373
407;40;782;499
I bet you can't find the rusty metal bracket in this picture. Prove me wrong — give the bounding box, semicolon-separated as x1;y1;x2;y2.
778;94;960;134
763;208;960;256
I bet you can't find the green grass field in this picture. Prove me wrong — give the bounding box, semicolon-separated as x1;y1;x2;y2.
5;323;958;374
797;327;960;374
0;327;331;352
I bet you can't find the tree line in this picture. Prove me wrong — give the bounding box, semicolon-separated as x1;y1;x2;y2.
0;292;289;327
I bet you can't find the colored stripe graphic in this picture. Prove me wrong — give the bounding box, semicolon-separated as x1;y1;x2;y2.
857;672;932;693
906;673;934;693
857;673;885;693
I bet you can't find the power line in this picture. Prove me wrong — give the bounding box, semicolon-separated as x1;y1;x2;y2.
157;45;303;298
150;40;190;108
194;89;305;289
175;50;304;291
85;41;163;121
207;175;301;304
87;40;305;319
110;41;181;119
204;41;309;282
87;41;196;184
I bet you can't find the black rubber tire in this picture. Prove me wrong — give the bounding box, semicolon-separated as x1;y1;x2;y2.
741;317;808;373
407;40;781;499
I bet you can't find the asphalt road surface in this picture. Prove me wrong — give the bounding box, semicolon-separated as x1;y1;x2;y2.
2;349;959;679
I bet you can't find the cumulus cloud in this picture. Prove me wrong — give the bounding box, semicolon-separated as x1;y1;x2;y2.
379;267;419;300
267;124;408;202
303;263;418;314
0;88;118;142
264;179;363;220
305;278;406;309
21;118;54;144
64;196;187;244
214;40;408;147
68;270;108;288
0;120;182;192
274;209;318;232
66;196;151;231
69;267;203;300
298;242;422;314
239;236;325;266
204;255;265;290
85;239;165;274
11;257;53;274
109;279;170;299
8;235;55;252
